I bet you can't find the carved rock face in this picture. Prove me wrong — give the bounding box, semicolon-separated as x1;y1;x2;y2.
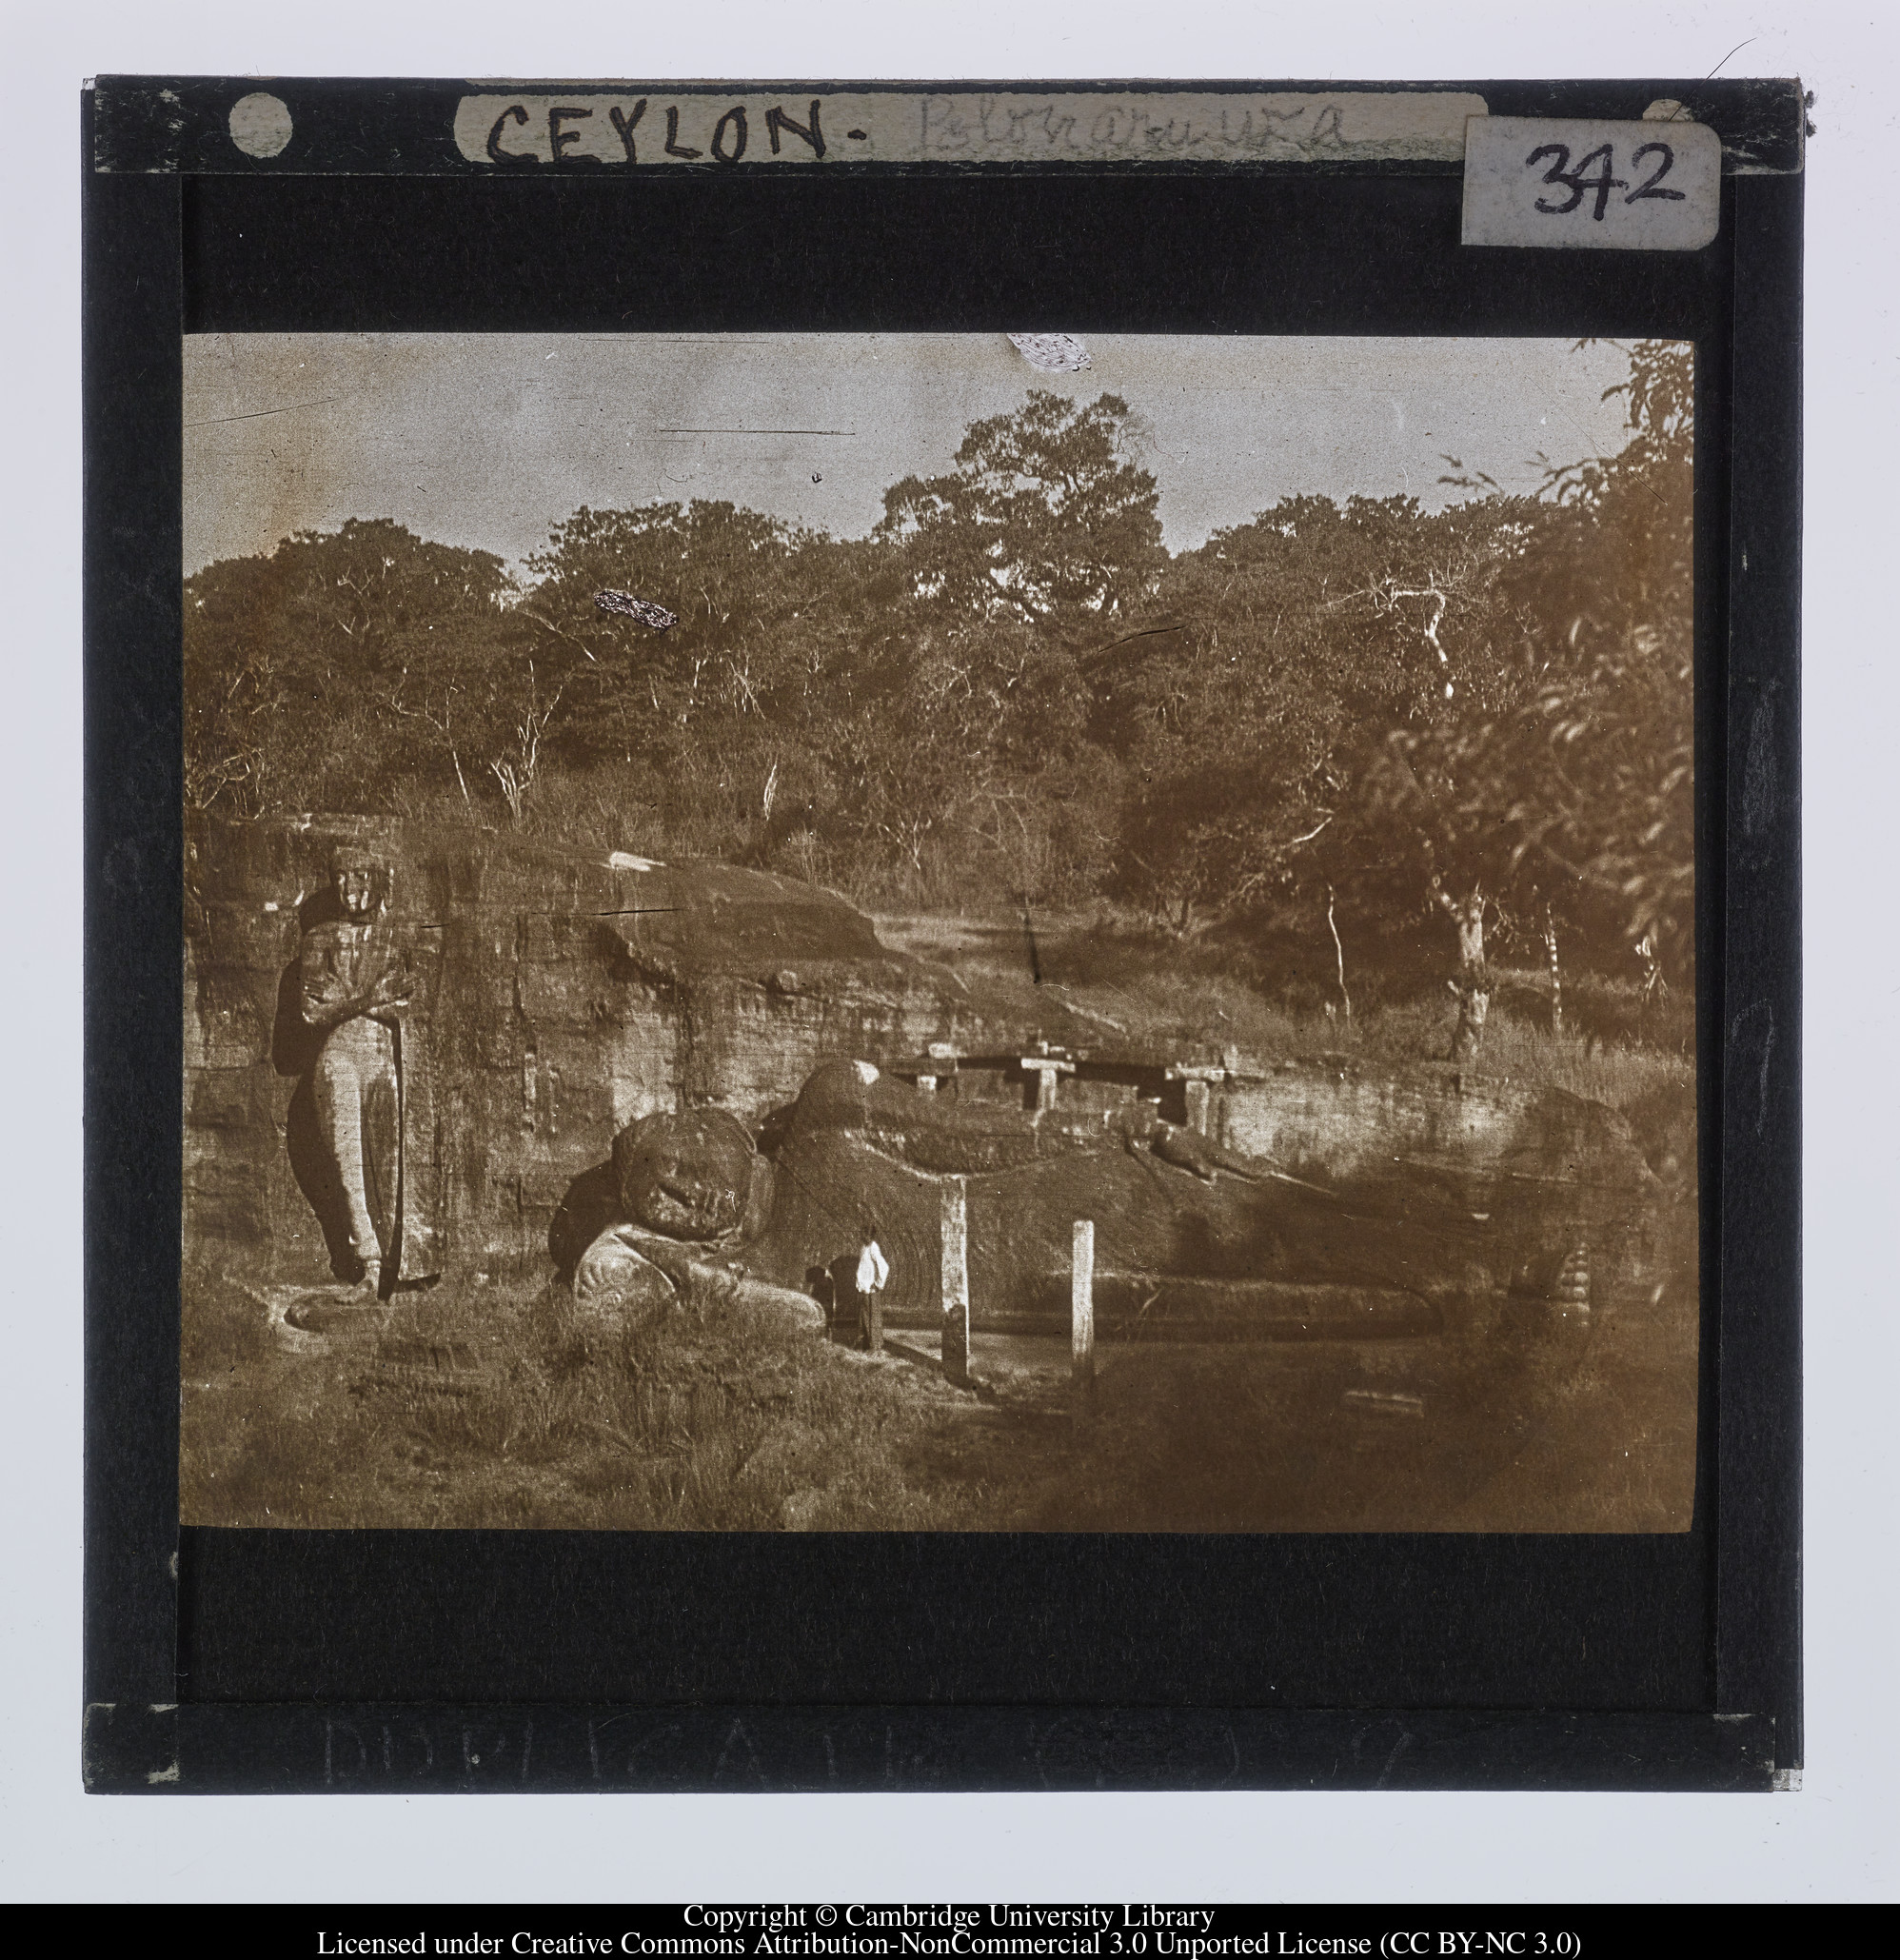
785;1058;1089;1176
612;1108;759;1241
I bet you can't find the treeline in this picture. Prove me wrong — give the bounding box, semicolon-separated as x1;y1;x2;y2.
186;344;1693;999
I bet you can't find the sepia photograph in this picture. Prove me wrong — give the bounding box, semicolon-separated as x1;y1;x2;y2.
179;328;1696;1534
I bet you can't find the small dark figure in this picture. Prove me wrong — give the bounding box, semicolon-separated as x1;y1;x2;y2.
854;1220;890;1353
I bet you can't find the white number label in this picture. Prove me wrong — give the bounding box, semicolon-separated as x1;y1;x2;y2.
1461;114;1720;251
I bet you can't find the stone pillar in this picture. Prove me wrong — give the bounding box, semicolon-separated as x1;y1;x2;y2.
1071;1218;1096;1430
1022;1057;1074;1113
927;1044;959;1104
941;1177;970;1387
1183;1078;1211;1134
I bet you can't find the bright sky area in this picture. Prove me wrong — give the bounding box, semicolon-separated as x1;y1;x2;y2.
184;331;1644;575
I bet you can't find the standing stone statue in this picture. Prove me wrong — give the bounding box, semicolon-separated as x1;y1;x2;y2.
299;847;441;1297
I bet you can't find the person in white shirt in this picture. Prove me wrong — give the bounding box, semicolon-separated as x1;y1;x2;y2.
855;1220;890;1353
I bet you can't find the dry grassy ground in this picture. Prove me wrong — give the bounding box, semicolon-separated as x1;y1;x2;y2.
182;1197;1695;1534
182;1267;1054;1531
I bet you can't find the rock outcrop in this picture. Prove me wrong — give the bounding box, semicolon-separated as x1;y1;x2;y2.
187;816;1670;1336
571;1107;780;1331
184;814;1116;1288
736;1059;1660;1338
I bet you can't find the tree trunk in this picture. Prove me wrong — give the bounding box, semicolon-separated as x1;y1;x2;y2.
1326;884;1352;1022
1544;903;1563;1038
1436;882;1490;1060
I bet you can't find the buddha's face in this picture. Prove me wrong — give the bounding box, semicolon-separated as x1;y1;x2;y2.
335;866;377;918
614;1110;756;1242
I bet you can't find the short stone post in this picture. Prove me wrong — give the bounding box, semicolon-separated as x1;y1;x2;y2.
941;1177;970;1387
1071;1218;1097;1431
1021;1055;1075;1113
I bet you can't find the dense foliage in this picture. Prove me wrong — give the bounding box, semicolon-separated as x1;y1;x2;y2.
185;343;1694;996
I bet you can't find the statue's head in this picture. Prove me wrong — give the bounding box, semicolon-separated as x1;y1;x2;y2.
612;1108;761;1242
330;846;387;920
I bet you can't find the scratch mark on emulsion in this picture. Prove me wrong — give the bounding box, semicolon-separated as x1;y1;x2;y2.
1743;689;1778;836
1732;1000;1776;1138
185;395;340;428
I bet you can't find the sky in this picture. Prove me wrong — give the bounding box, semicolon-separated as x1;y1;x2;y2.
183;331;1643;575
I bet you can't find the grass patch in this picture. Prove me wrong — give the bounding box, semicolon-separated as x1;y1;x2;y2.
183;1243;1696;1534
182;1268;1061;1531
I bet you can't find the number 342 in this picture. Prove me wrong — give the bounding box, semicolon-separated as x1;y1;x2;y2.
1527;140;1685;220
